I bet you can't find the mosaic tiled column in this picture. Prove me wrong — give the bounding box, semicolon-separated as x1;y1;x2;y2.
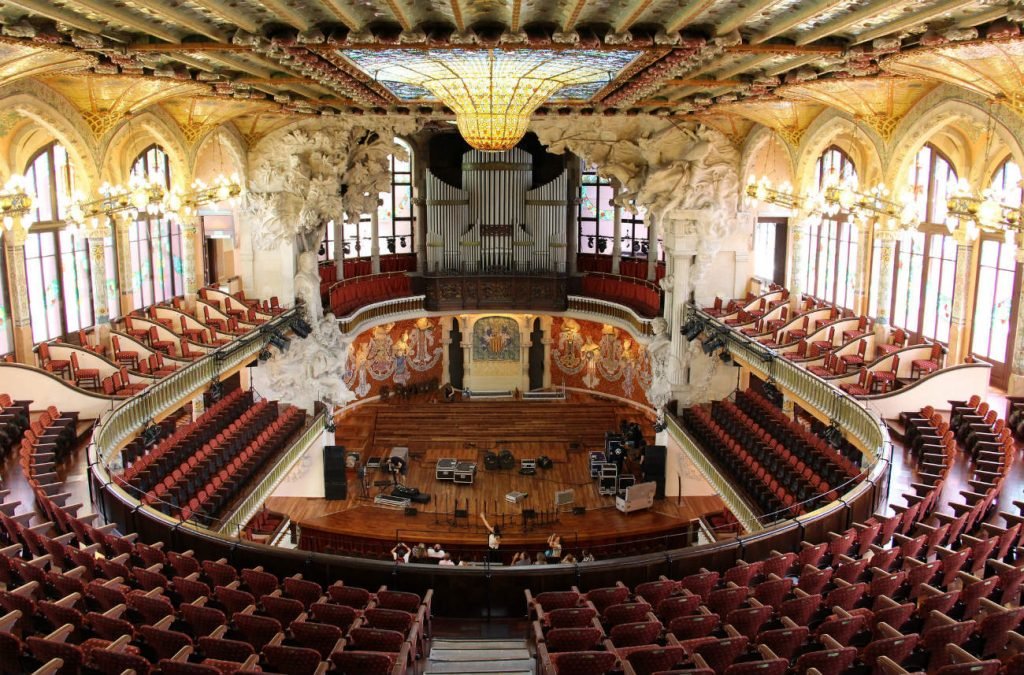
114;213;135;317
854;221;871;316
179;214;199;304
873;230;897;328
947;229;974;365
3;218;33;363
787;219;809;311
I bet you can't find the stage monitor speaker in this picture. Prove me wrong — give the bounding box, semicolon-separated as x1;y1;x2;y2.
645;444;666;499
537;456;553;469
324;445;347;500
499;450;515;470
572;506;586;515
484;452;499;470
454;508;469;518
404;507;417;516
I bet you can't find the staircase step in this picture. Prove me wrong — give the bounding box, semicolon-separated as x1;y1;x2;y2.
430;649;530;662
425;659;533;674
430;640;526;651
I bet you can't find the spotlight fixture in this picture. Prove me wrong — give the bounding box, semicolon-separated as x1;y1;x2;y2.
292;317;312;339
702;333;724;355
259;347;272;362
762;381;782;406
683;320;703;342
268;332;290;353
719;351;732;364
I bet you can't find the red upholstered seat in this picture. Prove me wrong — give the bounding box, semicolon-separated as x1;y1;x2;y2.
549;650;618;675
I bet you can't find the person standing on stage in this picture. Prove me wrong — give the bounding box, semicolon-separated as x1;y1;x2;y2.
480;513;502;563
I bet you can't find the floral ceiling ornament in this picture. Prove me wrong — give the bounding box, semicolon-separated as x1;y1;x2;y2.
245;117;417;251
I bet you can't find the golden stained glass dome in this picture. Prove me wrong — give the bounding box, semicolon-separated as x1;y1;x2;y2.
342;48;641;151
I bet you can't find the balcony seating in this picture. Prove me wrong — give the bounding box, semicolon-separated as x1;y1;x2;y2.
911;342;944;379
179;316;206;343
840;339;868;370
148;326;176;356
110;336;139;369
77;329;106;357
876;328;907;356
840;368;873;397
123;316;150;343
37;343;70;380
873;355;899;393
69;352;100;390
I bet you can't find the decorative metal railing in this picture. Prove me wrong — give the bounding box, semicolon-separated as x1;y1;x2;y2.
567;296;655;336
337;296;426;334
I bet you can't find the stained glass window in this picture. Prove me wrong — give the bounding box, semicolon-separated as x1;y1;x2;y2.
884;144;958;341
805;147;859;309
22;142;112;342
129;145;180;308
377;142;414;257
970;159;1022;381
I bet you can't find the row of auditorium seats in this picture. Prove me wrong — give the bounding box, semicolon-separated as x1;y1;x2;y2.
113;388;306;523
10;389;430;674
329;273;412;316
528;394;1022;673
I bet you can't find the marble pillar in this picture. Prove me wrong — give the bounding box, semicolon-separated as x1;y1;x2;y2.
114;214;135;317
611;195;622;275
332;219;344;279
370;206;381;275
179;215;199;307
947;230;974;365
787;219;809;312
873;230;897;330
647;218;659;282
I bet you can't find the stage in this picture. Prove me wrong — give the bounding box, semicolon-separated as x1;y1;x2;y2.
266;396;725;563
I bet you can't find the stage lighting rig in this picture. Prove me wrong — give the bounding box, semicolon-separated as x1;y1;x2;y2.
292;317;312;339
823;422;844;449
762;380;782;406
683;319;704;342
701;332;724;355
268;331;290;353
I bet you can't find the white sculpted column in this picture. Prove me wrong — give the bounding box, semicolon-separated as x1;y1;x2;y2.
647;217;659;281
3;217;33;363
611;193;622;275
332;219;344;279
86;219;112;348
179;214;200;306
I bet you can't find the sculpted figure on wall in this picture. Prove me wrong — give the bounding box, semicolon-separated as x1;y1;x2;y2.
644;317;673;420
244;118;417;251
532;117;741;235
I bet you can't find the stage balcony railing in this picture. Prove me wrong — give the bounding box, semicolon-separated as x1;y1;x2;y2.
566;296;656;337
579;272;662;318
577;253;666;282
328;272;414;317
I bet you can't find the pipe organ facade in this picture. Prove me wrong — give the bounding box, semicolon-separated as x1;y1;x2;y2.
425;148;567;274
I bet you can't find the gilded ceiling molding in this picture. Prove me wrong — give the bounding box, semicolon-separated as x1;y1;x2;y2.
0;79;100;192
883;84;1024;189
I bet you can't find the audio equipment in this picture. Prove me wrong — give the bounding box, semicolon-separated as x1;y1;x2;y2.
404;507;418;516
454;508;469;518
645;444;667;499
537;455;553;469
499;449;515;470
483;451;499;470
323;445;347;500
572;506;586;515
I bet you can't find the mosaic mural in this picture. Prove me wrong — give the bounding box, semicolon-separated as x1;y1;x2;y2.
472;316;520;362
550;317;654;406
343;317;445;398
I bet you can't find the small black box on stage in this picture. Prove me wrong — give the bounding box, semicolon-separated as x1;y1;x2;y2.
404;507;417;516
410;493;431;504
523;509;536;519
572;506;586;515
454;508;469;518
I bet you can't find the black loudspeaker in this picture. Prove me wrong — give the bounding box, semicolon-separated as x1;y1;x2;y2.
454;508;469;518
499;449;515;469
537;456;553;469
572;506;586;515
645;444;666;500
484;452;499;470
404;507;417;516
324;445;347;500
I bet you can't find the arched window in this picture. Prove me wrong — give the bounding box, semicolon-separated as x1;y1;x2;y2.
802;146;859;309
970;158;1022;385
128;145;181;308
578;162;659;265
22;142;116;343
885;144;959;341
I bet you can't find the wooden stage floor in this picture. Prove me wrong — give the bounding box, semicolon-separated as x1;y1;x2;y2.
267;396;724;561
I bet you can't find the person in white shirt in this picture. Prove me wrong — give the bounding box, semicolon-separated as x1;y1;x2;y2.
438;553;455;566
427;543;446;559
480;513;502;563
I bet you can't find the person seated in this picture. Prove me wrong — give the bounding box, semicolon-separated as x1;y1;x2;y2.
391;542;410;563
427;543;446;560
511;551;532;566
561;553;577;564
410;543;429;563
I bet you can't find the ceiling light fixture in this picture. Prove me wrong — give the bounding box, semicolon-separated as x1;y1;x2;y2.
342;48;639;152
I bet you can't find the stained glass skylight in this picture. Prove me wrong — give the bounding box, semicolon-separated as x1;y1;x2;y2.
340;48;642;151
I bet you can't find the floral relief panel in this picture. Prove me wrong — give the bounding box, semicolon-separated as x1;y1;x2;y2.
550;316;653;407
343;317;445;398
